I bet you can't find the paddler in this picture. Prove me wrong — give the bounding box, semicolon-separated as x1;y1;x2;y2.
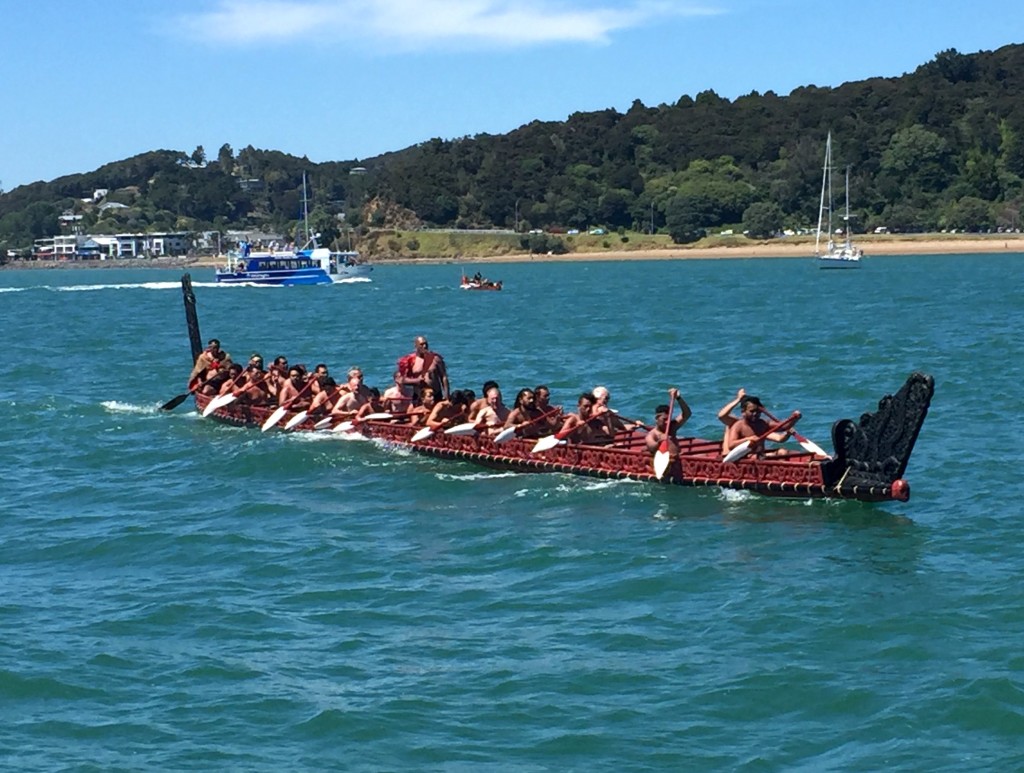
474;385;510;436
722;395;793;458
425;390;471;432
644;388;692;456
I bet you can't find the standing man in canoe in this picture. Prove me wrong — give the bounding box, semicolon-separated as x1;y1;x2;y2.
189;338;232;384
400;336;450;401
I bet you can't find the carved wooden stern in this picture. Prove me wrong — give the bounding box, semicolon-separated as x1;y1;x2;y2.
822;372;935;501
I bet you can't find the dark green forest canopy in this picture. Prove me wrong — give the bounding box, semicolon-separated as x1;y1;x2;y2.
4;44;1024;249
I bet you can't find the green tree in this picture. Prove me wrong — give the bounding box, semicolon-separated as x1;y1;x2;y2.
742;201;785;238
217;143;234;170
665;195;704;243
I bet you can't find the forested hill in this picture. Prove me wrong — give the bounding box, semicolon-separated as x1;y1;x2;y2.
4;44;1024;251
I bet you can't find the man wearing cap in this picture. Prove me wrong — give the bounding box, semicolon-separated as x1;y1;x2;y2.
722;395;792;458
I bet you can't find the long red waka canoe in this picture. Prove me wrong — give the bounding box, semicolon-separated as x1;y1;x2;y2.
180;275;933;503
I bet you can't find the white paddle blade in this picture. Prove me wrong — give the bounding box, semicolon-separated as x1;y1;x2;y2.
284;410;308;430
653;450;671;480
313;416;334;430
362;412;393;421
202;393;233;417
261;406;287;432
531;435;565;454
723;440;752;464
493;425;518;444
799;438;831;458
410;427;434;442
331;420;355;433
444;421;480;436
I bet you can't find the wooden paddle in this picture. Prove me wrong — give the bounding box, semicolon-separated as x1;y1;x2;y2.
160;386;197;411
161;372;208;411
760;408;831;458
653;395;676;480
202;370;254;417
532;404;628;454
723;412;801;464
444;420;486;436
494;406;563;444
283;382;344;431
331;412;394;433
261;373;317;432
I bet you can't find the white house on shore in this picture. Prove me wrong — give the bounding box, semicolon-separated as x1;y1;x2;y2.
32;232;191;260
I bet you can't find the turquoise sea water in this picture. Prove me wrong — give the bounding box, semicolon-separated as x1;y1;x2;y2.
2;255;1023;770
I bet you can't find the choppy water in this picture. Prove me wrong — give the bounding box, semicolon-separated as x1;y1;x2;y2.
2;255;1023;770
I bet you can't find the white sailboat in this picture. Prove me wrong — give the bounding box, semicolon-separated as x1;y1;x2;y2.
815;132;862;269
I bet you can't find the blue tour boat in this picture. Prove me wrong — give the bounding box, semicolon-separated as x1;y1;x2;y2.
215;246;370;286
215;172;372;286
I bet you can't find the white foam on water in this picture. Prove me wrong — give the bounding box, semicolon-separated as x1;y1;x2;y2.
718;488;756;503
555;479;621;493
0;287;25;293
101;400;157;415
55;281;185;292
434;471;520;482
335;277;372;284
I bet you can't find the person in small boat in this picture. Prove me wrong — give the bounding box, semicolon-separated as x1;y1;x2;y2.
475;385;510;436
383;370;415;415
644;388;693;456
722;395;792;458
277;366;313;411
425;389;471;432
468;381;499;422
189;338;231;384
400;336;450;401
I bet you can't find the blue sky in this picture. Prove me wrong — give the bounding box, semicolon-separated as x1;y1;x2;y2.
2;0;1021;191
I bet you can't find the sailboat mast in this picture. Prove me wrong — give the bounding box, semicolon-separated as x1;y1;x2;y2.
301;172;313;248
816;132;831;256
844;166;851;250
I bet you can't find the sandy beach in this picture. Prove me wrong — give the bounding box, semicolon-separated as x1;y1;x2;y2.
411;235;1024;265
6;235;1023;270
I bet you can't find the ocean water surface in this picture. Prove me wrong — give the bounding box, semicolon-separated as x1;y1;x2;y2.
2;255;1023;770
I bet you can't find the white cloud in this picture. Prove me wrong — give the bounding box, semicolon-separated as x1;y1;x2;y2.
177;0;721;49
